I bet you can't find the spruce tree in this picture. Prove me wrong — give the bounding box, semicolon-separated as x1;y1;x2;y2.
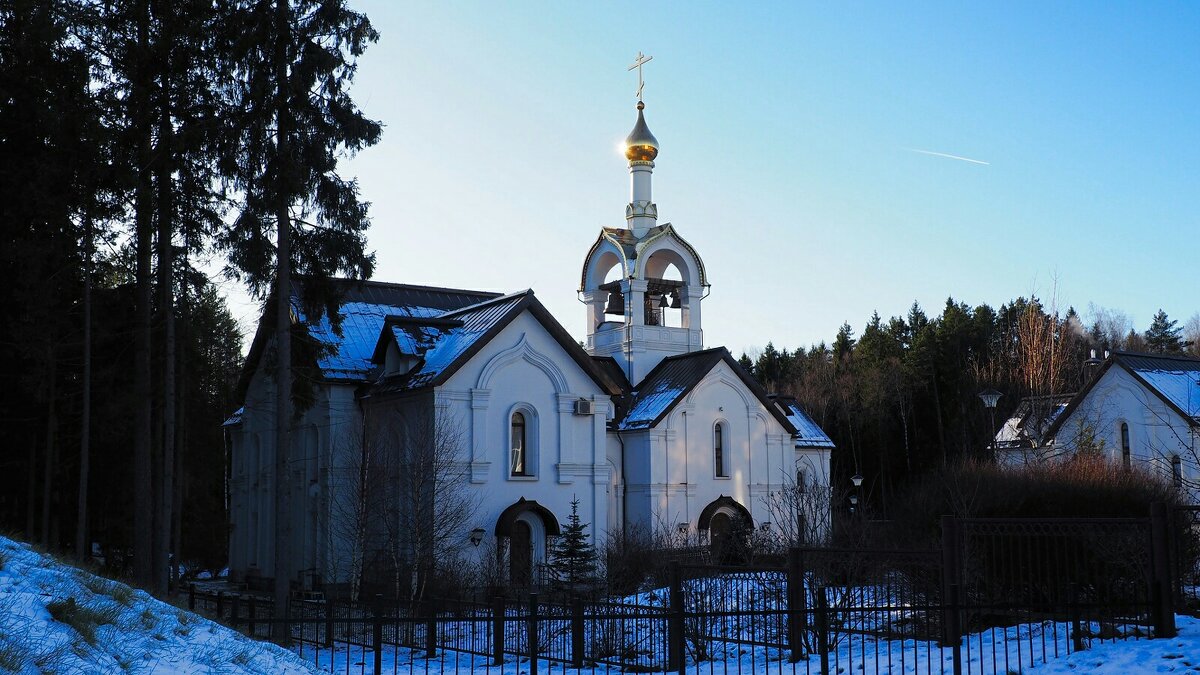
1144;309;1187;354
548;497;598;593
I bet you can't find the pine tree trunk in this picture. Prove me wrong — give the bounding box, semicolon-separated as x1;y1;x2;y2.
153;22;175;595
75;220;92;563
132;0;155;587
271;0;294;640
41;352;56;548
172;253;187;592
26;435;37;541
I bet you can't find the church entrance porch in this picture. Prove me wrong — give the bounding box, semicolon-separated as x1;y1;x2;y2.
495;498;560;590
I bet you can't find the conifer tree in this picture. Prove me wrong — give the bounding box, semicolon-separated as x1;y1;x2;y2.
218;0;380;636
1144;309;1187;354
548;497;598;592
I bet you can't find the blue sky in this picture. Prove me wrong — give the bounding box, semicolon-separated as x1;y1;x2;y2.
226;2;1200;356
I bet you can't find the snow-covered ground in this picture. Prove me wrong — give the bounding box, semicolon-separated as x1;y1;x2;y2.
0;536;317;674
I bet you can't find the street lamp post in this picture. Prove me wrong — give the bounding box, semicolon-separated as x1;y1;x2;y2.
978;389;1002;460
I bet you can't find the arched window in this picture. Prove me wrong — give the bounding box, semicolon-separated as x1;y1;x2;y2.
1172;455;1183;488
1120;422;1131;471
714;422;727;478
510;412;527;476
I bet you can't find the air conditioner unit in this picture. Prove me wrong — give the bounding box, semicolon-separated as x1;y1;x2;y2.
573;399;594;416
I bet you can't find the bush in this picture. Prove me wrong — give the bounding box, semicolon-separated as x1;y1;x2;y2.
881;457;1183;548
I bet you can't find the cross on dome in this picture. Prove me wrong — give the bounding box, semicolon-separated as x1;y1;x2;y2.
628;51;653;101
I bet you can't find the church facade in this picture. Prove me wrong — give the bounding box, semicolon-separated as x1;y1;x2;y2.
224;98;834;593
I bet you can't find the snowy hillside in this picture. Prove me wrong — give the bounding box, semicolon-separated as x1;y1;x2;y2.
0;536;315;674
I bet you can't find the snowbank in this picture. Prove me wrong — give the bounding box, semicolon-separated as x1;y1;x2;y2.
0;536;316;674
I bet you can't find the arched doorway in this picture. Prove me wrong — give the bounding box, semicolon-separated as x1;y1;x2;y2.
510;520;533;587
709;512;733;563
697;496;753;564
495;498;561;590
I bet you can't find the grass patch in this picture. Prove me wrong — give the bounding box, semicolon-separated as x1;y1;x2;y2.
140;607;156;629
231;648;253;666
47;596;121;645
0;549;10;571
0;641;27;671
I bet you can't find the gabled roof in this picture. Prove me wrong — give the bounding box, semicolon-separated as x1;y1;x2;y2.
1044;351;1200;442
367;291;626;397
770;395;836;449
994;393;1075;450
237;279;501;398
615;347;797;433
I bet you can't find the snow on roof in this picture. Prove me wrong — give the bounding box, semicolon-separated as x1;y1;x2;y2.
618;350;728;430
222;406;244;427
994;394;1074;449
290;282;499;382
773;397;836;449
1118;353;1200;420
393;293;529;389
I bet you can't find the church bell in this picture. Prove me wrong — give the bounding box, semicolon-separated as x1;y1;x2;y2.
604;290;625;315
669;292;682;309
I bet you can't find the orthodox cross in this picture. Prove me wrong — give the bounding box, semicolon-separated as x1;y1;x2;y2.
628;51;653;101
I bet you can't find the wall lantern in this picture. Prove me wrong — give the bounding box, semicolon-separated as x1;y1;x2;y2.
851;474;864;488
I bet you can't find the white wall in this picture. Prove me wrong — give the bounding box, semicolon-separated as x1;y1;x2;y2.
620;360;796;540
423;311;613;568
227;347;363;587
1053;365;1199;496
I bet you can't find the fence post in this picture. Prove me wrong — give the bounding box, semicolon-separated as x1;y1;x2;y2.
188;583;196;611
216;590;224;619
372;594;383;675
787;547;806;663
230;594;240;632
940;515;960;647
1151;502;1178;638
424;598;437;658
1068;582;1084;652
668;563;685;675
571;596;585;669
324;597;334;648
948;583;962;675
816;586;829;675
247;596;256;636
528;593;539;675
492;595;505;666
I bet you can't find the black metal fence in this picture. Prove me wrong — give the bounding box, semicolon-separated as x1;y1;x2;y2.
189;512;1180;674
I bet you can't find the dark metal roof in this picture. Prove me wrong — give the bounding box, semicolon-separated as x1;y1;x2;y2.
770;395;836;449
367;292;626;398
616;347;797;433
237;279;503;399
994;393;1075;450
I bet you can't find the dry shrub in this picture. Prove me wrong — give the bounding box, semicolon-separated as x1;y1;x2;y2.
882;456;1183;548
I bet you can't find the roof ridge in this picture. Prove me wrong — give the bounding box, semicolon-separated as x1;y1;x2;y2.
441;289;533;318
292;276;502;298
1113;350;1200;364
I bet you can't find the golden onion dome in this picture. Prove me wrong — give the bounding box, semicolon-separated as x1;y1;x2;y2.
624;101;659;162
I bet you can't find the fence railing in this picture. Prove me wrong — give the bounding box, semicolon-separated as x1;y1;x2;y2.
185;511;1189;673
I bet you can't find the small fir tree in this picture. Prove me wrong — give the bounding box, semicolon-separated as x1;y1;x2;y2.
548;496;598;592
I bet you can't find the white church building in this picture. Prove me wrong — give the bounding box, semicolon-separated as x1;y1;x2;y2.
224;96;834;594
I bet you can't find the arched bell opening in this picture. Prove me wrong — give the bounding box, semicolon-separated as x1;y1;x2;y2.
643;249;698;329
641;259;684;327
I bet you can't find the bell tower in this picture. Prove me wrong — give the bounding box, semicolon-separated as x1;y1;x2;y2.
579;66;709;385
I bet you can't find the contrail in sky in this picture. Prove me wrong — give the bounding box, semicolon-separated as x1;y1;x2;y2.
906;148;990;165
